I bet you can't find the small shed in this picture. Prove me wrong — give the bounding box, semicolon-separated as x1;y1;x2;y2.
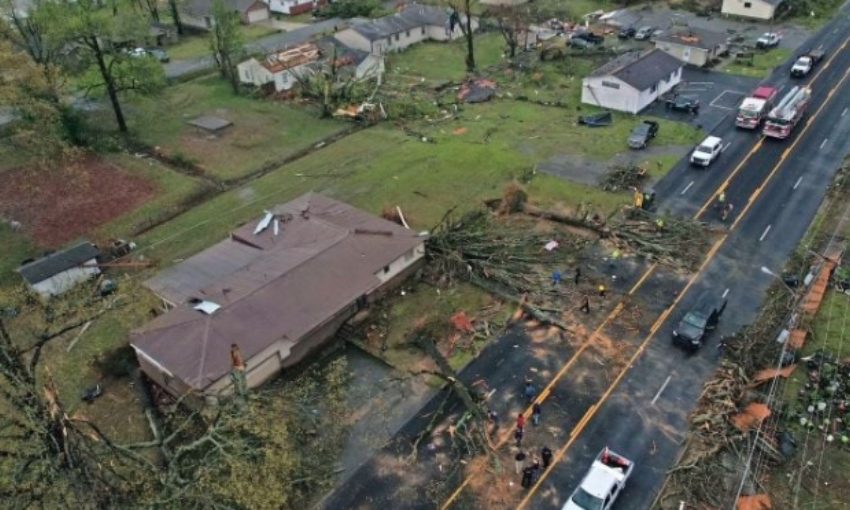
18;242;101;298
722;0;783;20
654;27;729;67
187;115;233;133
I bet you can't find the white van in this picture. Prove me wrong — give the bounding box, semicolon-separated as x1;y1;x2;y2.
690;136;723;167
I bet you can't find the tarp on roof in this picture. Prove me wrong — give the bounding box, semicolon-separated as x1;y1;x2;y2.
18;241;99;284
133;193;425;392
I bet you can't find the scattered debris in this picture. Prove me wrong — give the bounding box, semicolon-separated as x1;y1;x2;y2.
731;402;771;432
600;165;647;192
737;494;772;510
450;311;475;333
609;208;711;270
578;111;612;127
452;127;468;135
458;79;497;103
751;364;797;385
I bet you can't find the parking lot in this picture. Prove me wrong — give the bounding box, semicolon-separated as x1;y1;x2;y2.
643;67;762;132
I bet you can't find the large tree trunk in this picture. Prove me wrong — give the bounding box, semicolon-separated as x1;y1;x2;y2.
464;4;475;72
169;0;184;35
90;36;128;133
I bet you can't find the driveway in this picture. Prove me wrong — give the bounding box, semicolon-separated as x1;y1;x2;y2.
163;17;343;79
644;66;762;133
603;5;811;51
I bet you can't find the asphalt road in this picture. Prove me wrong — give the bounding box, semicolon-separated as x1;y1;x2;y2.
163;18;342;79
524;4;850;509
319;6;850;509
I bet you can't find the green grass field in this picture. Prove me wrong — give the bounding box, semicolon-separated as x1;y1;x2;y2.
128;75;346;181
165;23;281;61
724;48;792;79
388;32;507;83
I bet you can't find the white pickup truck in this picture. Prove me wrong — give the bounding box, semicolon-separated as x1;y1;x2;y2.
562;448;634;510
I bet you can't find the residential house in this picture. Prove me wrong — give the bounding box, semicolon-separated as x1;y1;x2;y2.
182;0;270;30
237;43;321;91
334;3;477;55
267;0;327;16
581;49;684;114
654;27;728;67
721;0;783;20
131;193;426;401
18;241;100;298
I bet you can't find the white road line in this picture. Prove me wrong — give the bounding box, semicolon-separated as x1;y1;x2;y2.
759;224;772;242
681;181;694;195
722;142;731;152
722;288;730;299
686;81;714;86
843;107;848;117
820;138;829;149
651;375;673;405
794;176;804;189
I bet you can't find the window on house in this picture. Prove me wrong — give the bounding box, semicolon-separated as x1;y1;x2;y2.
394;33;400;41
421;27;426;35
744;1;752;7
601;81;620;89
650;84;657;93
406;30;410;37
383;265;390;274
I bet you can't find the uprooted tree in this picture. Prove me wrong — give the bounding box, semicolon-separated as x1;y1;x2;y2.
0;280;351;508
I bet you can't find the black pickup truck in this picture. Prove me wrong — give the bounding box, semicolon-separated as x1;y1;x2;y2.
673;292;727;351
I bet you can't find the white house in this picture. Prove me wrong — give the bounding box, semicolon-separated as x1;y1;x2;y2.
334;3;477;55
654;27;728;67
721;0;783;20
581;49;684;114
18;241;101;298
237;43;320;92
266;0;326;15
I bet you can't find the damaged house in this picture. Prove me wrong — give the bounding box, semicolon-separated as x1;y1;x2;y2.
131;193;426;401
237;43;322;92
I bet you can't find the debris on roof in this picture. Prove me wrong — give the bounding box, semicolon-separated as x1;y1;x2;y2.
254;211;274;235
193;300;221;315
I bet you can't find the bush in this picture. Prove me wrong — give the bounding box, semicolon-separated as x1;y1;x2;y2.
315;0;386;19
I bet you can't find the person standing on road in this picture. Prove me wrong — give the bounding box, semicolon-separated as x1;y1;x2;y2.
514;426;524;447
514;450;527;474
552;270;562;286
521;465;534;488
717;338;727;358
532;403;541;426
574;266;581;285
541;446;553;468
488;410;499;435
524;379;536;403
530;456;541;481
516;412;526;431
598;284;606;297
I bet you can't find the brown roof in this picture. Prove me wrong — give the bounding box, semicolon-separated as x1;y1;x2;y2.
260;43;320;73
132;193;424;391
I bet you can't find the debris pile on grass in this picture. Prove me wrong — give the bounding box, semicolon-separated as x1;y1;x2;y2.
600;165;647;192
781;351;850;446
609;208;711;270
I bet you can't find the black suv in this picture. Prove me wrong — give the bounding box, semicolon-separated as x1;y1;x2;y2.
673;292;727;351
572;31;604;45
665;94;701;113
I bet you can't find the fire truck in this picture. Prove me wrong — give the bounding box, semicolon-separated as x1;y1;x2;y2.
735;85;778;129
763;86;811;139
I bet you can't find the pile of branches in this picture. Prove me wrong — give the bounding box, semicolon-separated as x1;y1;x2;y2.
600;165;646;192
427;210;579;327
609;208;711;270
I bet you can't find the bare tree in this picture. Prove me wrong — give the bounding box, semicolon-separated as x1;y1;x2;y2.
488;3;530;58
448;0;476;73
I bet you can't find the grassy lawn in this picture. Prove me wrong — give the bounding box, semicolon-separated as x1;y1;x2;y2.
165;24;281;61
132;98;697;265
724;48;792;78
388;32;507;83
128;75;347;181
787;0;846;30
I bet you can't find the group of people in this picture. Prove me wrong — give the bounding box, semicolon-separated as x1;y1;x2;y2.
515;446;553;488
551;267;609;314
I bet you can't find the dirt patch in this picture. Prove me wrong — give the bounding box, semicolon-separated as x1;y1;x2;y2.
537;145;690;187
0;155;157;248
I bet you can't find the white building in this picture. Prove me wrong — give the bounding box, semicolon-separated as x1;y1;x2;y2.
654;27;729;67
18;241;101;298
237;43;321;92
334;4;477;55
581;49;684;114
266;0;326;16
721;0;783;20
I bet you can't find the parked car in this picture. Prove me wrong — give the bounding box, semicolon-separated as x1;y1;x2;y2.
627;120;659;149
672;291;727;351
570;37;595;49
128;46;170;63
634;26;655;40
665;94;701;113
690;136;723;167
618;26;636;39
572;31;604;44
756;32;782;49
